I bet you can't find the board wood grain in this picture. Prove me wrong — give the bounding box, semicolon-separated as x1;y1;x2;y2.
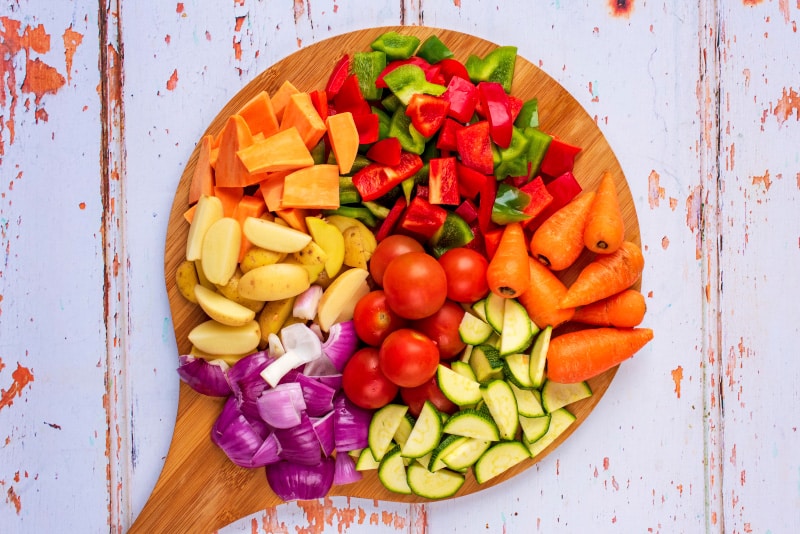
132;26;641;533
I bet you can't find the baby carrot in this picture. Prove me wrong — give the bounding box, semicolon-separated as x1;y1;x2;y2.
571;289;646;328
517;256;575;329
486;222;530;298
546;327;654;383
529;191;596;271
583;171;625;254
560;240;644;309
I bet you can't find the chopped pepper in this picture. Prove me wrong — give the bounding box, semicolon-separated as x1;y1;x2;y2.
437;58;470;85
518;176;554;224
456;120;494;175
514;98;540;129
388;107;427;154
454;198;479;225
352;152;424;201
375;195;407;241
405;93;450;137
477;170;497;233
456;161;490;200
442;75;478;123
352;112;380;145
522;127;552;177
465;45;518;93
372;105;392;139
428;157;460;205
323;205;378;227
416;35;454;64
370;31;420;61
478;81;513;149
352;51;387;101
528;171;583;229
399;196;447;240
494;126;531;179
491;183;532;225
333;74;371;116
366;137;402;166
539;137;582;177
436;118;464;152
382;64;447;105
324;54;351;99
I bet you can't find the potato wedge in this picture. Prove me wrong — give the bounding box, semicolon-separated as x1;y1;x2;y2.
240;246;286;274
215;269;265;313
306;216;346;278
188;319;261;355
342;226;370;270
238;263;310;301
257;297;296;348
194;284;256;326
186;195;223;261
201;217;241;286
317;267;370;331
175;260;200;303
242;217;311;253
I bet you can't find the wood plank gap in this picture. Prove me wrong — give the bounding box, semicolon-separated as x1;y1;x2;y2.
698;1;724;532
98;0;132;532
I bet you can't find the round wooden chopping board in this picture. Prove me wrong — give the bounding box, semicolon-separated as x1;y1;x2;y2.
133;26;641;533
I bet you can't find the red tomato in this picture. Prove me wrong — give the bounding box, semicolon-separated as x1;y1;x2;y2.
382;251;448;320
379;328;439;388
400;374;458;417
369;234;425;287
437;247;490;303
413;300;467;360
352;290;408;346
342;347;399;410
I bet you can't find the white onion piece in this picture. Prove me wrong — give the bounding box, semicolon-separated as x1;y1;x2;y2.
293;285;323;320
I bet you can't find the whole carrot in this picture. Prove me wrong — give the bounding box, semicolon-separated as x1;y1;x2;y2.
572;289;647;328
486;222;530;298
529;191;596;271
583;171;625;254
517;257;575;329
560;240;644;309
546;327;654;383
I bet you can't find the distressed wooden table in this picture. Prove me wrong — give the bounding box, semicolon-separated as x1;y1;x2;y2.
1;1;798;532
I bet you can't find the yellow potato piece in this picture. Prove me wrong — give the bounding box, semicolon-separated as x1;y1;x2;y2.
242;216;311;253
240;246;286;274
194;259;216;290
238;263;310;301
215;269;265;313
257;297;296;348
194;284;256;326
186;195;223;261
306;216;345;278
188;319;261;356
317;267;370;332
201;217;241;286
342;226;369;270
175;260;200;303
289;241;328;282
325;214;377;257
335;277;370;324
190;345;249;367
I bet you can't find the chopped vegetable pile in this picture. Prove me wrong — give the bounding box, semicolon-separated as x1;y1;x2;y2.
174;30;654;503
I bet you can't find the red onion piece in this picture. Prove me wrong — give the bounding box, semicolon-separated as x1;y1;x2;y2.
333;451;363;485
265;457;335;501
257;382;307;429
228;351;277;421
311;412;336;457
321;320;359;371
274;412;322;466
293;373;336;417
293;285;324;320
332;393;371;452
212;397;270;468
177;355;231;397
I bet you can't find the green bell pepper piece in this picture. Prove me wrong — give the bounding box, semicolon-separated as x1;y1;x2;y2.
523;127;552;177
388;107;427;154
465;45;518;93
381;93;403;114
370;31;420;60
514;98;540;129
352;51;386;101
323;205;378;228
491;183;532;225
371;106;392;140
494;126;531;179
383;64;447;105
338;176;362;205
416;35;454;64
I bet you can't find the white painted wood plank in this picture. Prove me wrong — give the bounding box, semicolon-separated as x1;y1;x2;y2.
717;2;800;532
0;2;112;532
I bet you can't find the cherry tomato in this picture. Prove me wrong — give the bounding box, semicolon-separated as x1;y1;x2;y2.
382;251;448;320
437;247;490;303
352;290;408;346
369;234;425;287
400;374;458;417
342;347;399;410
379;328;439;388
413;300;467;360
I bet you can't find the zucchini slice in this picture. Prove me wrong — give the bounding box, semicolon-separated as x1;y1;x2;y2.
508;381;545;417
469;344;504;383
519;413;551;443
378;446;412;494
429;434;470;472
528;325;552;389
355;447;381;471
480;379;519;440
400;401;443;458
525;408;576;458
438;364;482;406
484;291;506;333
368;404;409;461
393;413;416;449
458;311;494;345
442;408;500;441
473;440;531;484
541;380;592;413
503;352;533;389
406;463;465;499
441;437;492;471
498;298;533;356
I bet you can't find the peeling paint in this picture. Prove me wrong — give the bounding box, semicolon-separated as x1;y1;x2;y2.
672;366;683;398
166;68;179;90
751;169;772;191
648;170;664;208
771;87;799;125
609;0;633;17
63;26;84;84
685;185;702;260
0;362;35;411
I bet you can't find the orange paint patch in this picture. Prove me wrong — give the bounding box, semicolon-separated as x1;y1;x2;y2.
686;185;702;259
22;58;66;106
648;170;665;208
454;0;462;6
779;0;791;21
743;0;764;5
0;362;34;411
62;26;83;84
661;236;669;249
176;2;184;13
609;0;634;17
772;87;800;124
6;485;21;514
752;169;772;191
671;365;683;398
166;69;179;91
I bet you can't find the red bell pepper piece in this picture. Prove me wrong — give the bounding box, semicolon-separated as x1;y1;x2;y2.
477;170;497;233
405;93;450;137
309;89;329;119
437;58;470;85
398;196;447;240
425;64;446;86
456;120;494;175
454;198;479;225
436;118;463;152
375;196;407;241
442;75;478;123
518;176;554;225
366;137;402;165
527;171;582;230
353;112;380;144
482;226;504;259
415;184;429;200
352;152;424;201
455;161;490;200
428;157;460;205
325;54;351;99
477;81;512;149
539;137;582;178
508;95;524;123
333;74;371;116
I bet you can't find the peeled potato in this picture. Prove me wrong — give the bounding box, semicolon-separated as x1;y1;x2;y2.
188;319;261;355
194;284;256;327
238;263;310;301
186;195;223;261
317;267;370;331
201;217;241;286
215;269;265;313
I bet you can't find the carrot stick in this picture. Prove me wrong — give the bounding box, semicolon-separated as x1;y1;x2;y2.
546;327;654;383
529;191;595;271
517;256;575;329
572;289;646;328
584;171;625;254
486;222;530;298
560;241;644;309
